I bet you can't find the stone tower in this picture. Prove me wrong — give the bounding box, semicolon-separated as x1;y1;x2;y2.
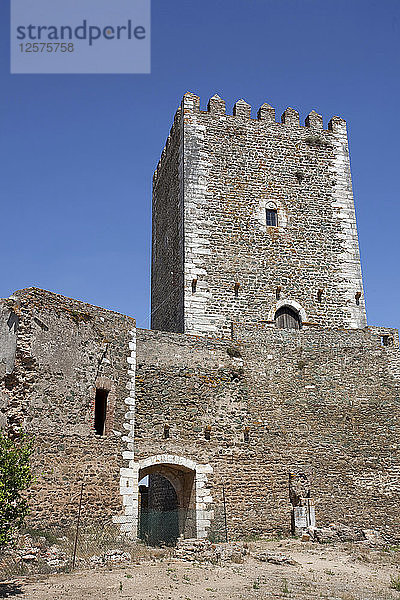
151;92;366;337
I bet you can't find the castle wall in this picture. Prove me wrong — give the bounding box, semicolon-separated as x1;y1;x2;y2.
152;93;367;337
151;108;184;333
135;325;400;541
0;288;136;531
1;290;399;541
0;301;18;430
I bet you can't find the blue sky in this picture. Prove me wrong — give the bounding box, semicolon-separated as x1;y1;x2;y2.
0;0;399;329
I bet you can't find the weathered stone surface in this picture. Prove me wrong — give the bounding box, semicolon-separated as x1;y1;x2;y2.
152;92;366;337
1;93;400;546
135;324;400;540
0;287;135;530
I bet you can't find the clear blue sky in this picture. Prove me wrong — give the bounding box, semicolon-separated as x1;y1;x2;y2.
1;0;399;329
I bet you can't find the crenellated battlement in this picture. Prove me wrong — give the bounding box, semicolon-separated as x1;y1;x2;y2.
153;104;182;183
180;91;346;133
154;92;347;182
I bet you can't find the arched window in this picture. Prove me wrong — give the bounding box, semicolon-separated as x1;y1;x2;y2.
266;201;278;227
274;305;302;330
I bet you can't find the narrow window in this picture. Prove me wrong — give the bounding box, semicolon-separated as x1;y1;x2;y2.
191;278;197;293
266;208;278;227
94;388;109;436
244;427;250;443
163;424;170;439
204;426;211;441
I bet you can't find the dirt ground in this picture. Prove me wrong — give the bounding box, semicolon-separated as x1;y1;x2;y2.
2;539;400;600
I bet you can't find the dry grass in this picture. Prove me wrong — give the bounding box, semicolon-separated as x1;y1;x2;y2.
3;538;400;600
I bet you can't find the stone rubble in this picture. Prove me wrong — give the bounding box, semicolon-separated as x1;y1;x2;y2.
89;549;132;565
306;524;385;547
252;552;299;566
174;538;248;563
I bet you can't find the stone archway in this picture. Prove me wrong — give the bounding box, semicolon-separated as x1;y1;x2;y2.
138;463;195;546
268;299;307;326
114;454;213;543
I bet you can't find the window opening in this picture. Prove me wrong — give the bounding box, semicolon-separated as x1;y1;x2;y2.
266;208;278;227
381;335;393;347
94;388;109;436
274;306;302;330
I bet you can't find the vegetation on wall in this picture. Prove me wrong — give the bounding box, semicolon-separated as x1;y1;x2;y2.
0;432;33;547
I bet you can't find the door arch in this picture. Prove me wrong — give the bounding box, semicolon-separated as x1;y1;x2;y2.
274;305;302;329
115;454;214;543
138;461;196;546
268;299;306;329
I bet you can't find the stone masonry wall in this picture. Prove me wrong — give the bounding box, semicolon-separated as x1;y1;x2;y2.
151;108;184;333
1;289;399;541
152;92;366;337
0;288;135;530
135;325;400;541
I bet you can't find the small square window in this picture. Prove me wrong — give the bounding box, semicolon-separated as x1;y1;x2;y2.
381;335;393;347
266;208;277;227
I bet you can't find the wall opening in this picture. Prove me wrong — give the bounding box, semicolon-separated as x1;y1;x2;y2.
274;306;302;330
94;388;109;436
266;208;278;227
381;335;394;347
138;463;196;546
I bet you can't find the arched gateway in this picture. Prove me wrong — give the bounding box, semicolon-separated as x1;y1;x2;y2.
115;455;213;546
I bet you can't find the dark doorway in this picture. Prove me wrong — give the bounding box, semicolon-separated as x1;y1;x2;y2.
275;306;302;330
139;474;179;546
138;463;196;546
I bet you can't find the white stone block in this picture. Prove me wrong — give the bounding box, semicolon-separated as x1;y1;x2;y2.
120;486;136;495
122;451;135;460
202;496;213;503
197;464;213;474
120;467;138;478
120;523;134;533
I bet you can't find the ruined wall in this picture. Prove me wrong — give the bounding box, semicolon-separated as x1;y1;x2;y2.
152;92;366;338
1;290;399;541
0;299;18;430
0;288;135;530
135;325;400;541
